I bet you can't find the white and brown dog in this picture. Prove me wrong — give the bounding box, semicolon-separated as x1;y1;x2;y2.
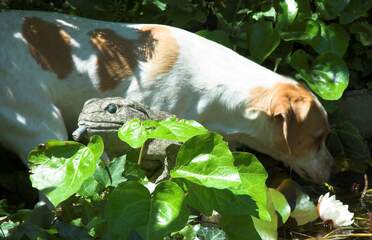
0;10;333;183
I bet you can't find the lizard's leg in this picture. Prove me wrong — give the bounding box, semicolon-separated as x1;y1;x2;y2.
0;86;68;165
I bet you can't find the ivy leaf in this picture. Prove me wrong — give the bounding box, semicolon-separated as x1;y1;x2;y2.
251;6;276;21
339;0;372;24
247;21;280;63
309;23;350;57
290;191;318;225
289;50;349;100
278;179;318;225
280;18;319;41
0;221;18;238
220;216;261;240
118;118;149;148
104;181;188;240
94;155;127;188
269;188;290;223
103;181;149;239
220;188;278;240
185;181;258;217
78;175;101;200
232;152;270;221
151;0;166;11
196;226;227;240
277;0;299;29
315;0;350;20
55;220;93;240
171;133;241;190
137;181;189;239
350;21;372;46
118;117;207;148
29;136;103;206
335;121;371;163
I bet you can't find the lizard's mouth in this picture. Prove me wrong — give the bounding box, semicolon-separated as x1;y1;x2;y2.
77;120;124;129
72;126;88;142
72;121;124;142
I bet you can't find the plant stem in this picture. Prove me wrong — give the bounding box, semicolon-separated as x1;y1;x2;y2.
138;141;146;166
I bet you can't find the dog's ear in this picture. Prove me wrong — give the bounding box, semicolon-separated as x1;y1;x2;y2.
269;92;312;155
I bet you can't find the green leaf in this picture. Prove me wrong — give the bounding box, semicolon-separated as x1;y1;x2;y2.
220;188;278;240
277;179;318;225
171;133;241;190
251;6;277;21
80;155;128;199
95;156;127;187
104;181;150;239
185;182;258;217
289;50;349;100
174;224;198;240
269;188;290;223
295;0;312;18
118;117;208;148
280;18;319;41
118;118;149;148
315;0;350;20
309;23;350;57
137;181;189;240
104;181;188;240
0;221;18;238
29;136;103;206
290;191;318;225
277;0;298;29
339;0;372;24
78;175;101;200
350;21;372;46
220;215;261;240
232;152;269;221
289;49;312;72
196;226;227;240
149;118;208;143
250;189;279;240
197;30;233;49
251;215;277;240
335;121;371;162
247;21;280;63
55;220;93;240
151;0;167;11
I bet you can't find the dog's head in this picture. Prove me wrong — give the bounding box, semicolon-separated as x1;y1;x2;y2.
238;80;334;184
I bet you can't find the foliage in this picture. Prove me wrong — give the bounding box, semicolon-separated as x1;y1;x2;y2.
0;118;300;239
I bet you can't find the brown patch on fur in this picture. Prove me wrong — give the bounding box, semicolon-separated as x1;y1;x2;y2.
22;17;73;79
90;26;179;91
247;87;272;111
90;29;137;91
249;83;330;157
139;26;179;80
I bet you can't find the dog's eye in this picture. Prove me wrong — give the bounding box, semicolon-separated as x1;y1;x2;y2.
105;103;117;114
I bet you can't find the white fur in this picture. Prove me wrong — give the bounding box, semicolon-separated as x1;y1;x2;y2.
0;11;290;155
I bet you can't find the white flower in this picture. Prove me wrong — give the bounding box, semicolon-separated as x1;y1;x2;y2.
317;192;354;227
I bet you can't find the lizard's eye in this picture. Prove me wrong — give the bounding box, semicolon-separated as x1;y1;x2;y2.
105;103;117;114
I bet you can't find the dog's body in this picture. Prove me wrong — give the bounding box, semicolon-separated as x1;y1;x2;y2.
0;10;333;183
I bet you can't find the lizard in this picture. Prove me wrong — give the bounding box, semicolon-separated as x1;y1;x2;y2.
72;97;179;181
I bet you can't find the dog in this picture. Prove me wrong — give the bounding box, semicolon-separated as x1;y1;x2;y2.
0;10;333;183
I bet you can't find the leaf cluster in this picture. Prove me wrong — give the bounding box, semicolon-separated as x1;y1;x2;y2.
0;118;323;240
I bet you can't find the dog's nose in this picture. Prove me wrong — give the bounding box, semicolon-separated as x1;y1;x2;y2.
306;156;334;184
